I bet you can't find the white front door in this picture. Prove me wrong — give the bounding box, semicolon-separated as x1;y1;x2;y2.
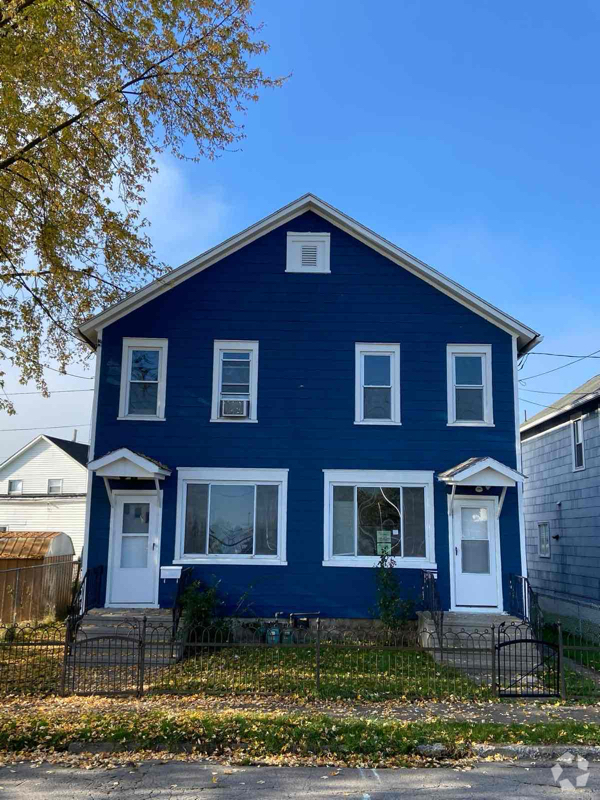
109;494;160;606
452;498;500;610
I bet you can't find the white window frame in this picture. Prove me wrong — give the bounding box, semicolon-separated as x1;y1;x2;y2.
572;417;585;471
354;343;401;425
447;344;494;426
286;232;331;274
7;480;23;496
211;340;259;423
538;521;551;559
118;337;168;421
322;469;436;568
48;479;63;495
174;467;288;565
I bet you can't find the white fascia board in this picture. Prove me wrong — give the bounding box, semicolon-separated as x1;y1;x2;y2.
88;448;171;477
439;457;526;485
78;194;541;353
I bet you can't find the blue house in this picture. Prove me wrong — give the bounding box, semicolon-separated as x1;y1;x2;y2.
79;194;540;620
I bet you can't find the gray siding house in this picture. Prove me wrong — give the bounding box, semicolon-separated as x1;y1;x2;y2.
521;376;600;625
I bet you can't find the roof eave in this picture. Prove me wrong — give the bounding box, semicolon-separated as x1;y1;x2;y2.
78;193;541;351
520;390;600;433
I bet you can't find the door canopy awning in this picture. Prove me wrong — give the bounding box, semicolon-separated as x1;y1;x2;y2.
438;457;526;518
438;457;526;488
88;448;171;506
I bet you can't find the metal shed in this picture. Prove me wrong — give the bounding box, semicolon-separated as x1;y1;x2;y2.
0;532;74;622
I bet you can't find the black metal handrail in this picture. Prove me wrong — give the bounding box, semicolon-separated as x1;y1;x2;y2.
507;574;544;638
69;565;103;621
172;566;194;638
421;570;444;641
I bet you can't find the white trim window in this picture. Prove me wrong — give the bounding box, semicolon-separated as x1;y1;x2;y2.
175;468;288;565
8;480;23;496
286;232;331;273
538;522;551;558
118;338;168;421
211;341;259;422
572;418;585;470
48;479;63;495
447;344;493;426
355;343;401;425
323;469;435;568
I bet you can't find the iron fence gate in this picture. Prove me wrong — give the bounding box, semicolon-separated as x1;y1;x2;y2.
496;622;561;698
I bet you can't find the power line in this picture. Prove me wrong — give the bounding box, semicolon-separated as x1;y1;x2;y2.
520;387;597;396
530;352;600;359
519;396;564;411
520;347;600;382
2;388;93;397
0;345;94;380
0;422;91;433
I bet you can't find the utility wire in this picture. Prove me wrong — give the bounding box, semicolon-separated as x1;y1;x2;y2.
2;388;93;397
519;396;564;411
0;422;91;432
530;352;600;359
0;345;94;380
520;347;600;382
520;387;597;396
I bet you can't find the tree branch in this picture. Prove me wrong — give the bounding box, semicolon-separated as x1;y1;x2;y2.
0;3;245;172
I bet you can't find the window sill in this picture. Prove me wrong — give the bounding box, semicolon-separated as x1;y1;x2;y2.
322;558;437;569
117;415;166;422
573;466;586;472
285;268;331;274
210;418;258;424
447;421;495;427
354;420;402;427
173;558;287;567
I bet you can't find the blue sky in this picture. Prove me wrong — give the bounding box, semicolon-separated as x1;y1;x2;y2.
1;0;600;460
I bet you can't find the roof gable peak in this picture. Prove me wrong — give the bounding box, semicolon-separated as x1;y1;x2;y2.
78;194;540;354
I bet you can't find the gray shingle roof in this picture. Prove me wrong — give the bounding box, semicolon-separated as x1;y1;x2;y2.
521;374;600;431
45;436;89;467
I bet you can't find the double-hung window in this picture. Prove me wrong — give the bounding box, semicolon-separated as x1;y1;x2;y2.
323;470;435;568
447;344;493;425
355;344;401;425
572;418;585;470
175;468;288;565
211;340;259;422
8;480;22;496
48;479;63;495
538;522;551;558
119;338;168;420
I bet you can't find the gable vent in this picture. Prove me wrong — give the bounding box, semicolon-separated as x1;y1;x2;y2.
286;232;331;274
301;244;319;267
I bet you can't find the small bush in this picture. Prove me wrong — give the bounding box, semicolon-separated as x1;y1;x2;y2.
372;554;414;631
178;580;229;640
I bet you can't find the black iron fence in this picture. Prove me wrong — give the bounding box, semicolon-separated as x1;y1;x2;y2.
0;614;594;701
1;568;600;701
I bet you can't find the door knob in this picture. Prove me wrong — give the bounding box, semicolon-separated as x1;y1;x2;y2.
455;546;458;555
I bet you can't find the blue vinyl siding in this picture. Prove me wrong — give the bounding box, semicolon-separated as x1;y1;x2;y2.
88;210;521;616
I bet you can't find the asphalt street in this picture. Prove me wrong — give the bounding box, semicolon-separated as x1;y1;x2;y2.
0;760;598;799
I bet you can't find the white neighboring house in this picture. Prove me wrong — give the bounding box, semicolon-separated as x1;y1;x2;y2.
0;435;88;558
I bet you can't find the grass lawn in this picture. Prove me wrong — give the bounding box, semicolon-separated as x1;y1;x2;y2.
542;624;600;700
147;644;491;701
1;706;600;765
0;623;65;694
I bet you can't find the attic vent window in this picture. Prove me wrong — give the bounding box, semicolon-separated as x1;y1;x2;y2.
286;232;330;274
301;244;319;267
